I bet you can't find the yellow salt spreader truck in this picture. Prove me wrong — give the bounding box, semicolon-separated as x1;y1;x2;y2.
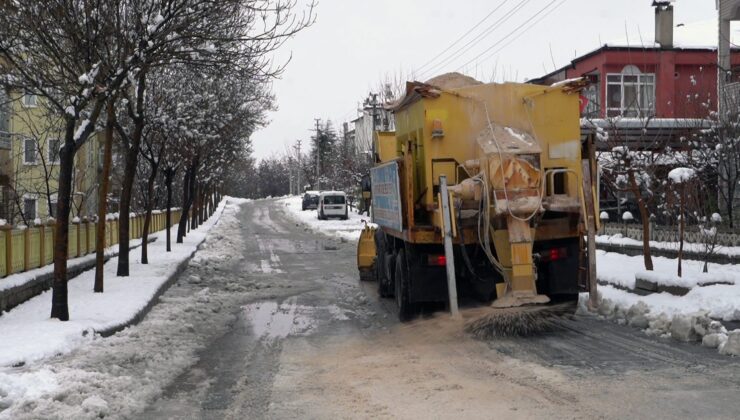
356;75;599;336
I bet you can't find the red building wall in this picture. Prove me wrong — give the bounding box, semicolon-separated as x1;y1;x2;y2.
562;48;740;119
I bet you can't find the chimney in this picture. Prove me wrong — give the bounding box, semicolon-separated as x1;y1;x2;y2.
653;1;674;48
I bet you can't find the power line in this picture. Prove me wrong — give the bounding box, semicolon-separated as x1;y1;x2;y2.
468;0;569;75
415;0;510;75
418;0;532;80
455;0;563;74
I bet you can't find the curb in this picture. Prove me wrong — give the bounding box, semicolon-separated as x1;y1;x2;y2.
97;205;227;338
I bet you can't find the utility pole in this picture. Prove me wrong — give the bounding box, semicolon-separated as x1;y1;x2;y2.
314;118;321;190
294;140;302;194
288;156;293;195
364;93;379;164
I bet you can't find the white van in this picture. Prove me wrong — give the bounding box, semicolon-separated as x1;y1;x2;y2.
318;191;348;220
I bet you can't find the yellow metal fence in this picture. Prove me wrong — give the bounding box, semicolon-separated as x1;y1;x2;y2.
0;210;182;278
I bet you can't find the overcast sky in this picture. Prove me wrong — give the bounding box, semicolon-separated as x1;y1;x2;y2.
250;0;718;159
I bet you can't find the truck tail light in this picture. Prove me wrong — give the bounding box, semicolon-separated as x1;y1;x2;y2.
427;255;447;266
540;247;567;262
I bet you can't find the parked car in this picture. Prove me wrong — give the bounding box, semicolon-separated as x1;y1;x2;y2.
318;191;348;220
302;191;320;210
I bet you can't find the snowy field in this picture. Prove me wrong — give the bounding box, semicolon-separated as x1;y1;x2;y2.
0;199;231;368
279;196;373;241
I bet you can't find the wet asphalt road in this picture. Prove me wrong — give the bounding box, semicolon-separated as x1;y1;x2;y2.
142;199;740;420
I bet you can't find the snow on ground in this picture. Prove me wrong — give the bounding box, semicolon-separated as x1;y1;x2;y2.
596;234;740;257
596;250;740;320
590;250;740;355
0;198;249;419
0;200;227;368
596;250;738;291
279;196;373;241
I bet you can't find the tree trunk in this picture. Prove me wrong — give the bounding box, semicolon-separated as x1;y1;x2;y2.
94;101;115;293
165;168;174;252
198;187;205;224
177;164;195;243
116;70;147;277
51;123;76;321
141;163;158;264
191;180;199;229
628;170;654;271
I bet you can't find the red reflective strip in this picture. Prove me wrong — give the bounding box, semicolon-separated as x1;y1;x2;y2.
427;255;446;266
541;247;567;262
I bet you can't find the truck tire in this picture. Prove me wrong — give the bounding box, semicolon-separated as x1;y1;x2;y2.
395;248;414;322
374;231;392;297
381;251;396;298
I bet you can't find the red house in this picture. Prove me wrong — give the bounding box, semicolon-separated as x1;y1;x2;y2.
530;3;740;121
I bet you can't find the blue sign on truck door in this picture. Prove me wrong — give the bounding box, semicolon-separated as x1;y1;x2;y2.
370;161;403;232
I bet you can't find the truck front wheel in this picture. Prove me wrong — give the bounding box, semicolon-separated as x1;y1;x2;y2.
395;248;414;322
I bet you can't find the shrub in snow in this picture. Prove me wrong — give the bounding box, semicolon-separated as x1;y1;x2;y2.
667;167;696;184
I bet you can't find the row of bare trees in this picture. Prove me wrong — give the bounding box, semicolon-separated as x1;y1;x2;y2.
0;0;315;321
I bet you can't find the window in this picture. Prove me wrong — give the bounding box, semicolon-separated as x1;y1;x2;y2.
48;138;61;163
23;197;36;221
49;194;57;218
323;195;345;205
581;74;601;118
606;65;655;117
0;89;10;149
24;138;38;164
22;91;37;108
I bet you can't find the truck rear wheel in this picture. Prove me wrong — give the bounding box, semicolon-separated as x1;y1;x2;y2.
375;231;394;297
395;248;414;322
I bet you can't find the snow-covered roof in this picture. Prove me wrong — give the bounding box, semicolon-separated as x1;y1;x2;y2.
605;19;740;50
532;19;740;84
319;190;346;196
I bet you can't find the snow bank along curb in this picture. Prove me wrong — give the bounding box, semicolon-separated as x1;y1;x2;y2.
97;205;225;338
583;294;740;356
0;238;154;315
0;199;228;368
587;250;740;356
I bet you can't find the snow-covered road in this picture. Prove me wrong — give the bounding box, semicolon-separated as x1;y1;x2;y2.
3;198;740;419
